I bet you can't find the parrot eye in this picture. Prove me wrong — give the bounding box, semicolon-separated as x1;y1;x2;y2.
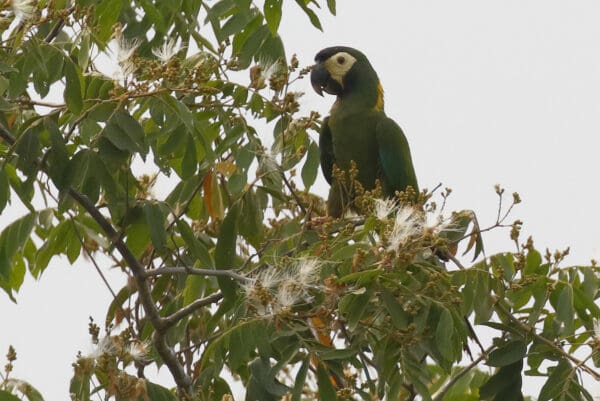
336;56;346;64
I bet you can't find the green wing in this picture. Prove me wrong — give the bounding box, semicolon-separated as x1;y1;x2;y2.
319;117;335;185
375;117;419;194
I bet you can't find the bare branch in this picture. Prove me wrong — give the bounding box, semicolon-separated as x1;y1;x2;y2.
163;292;224;328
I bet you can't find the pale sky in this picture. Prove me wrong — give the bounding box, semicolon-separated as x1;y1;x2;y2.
3;1;600;399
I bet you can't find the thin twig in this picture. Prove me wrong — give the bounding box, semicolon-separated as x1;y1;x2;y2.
447;253;466;270
163;292;224;328
450;221;511;246
495;303;600;381
280;170;307;214
144;266;250;282
44;5;75;43
69;216;118;298
17;98;66;108
432;344;495;401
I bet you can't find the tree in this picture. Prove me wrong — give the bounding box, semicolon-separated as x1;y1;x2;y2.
0;1;598;400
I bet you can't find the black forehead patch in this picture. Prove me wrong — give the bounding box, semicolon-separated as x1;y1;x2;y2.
314;46;363;62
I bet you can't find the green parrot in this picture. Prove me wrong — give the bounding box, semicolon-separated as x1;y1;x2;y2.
311;46;419;217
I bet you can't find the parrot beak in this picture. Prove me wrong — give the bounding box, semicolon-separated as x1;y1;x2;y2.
311;62;343;97
311;62;329;96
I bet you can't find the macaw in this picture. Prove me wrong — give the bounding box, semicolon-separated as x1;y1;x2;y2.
311;46;419;217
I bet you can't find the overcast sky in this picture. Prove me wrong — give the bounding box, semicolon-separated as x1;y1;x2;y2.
2;1;600;399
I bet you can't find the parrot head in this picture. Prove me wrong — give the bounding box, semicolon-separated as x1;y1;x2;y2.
311;46;379;98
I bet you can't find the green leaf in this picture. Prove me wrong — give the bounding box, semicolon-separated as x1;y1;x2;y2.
238;25;270;69
524;249;542;275
33;220;76;277
263;0;282;35
157;94;212;161
0;169;9;214
381;287;409;329
8;379;44;401
479;360;523;401
474;270;493;323
3;165;32;211
176;220;214;268
145;381;177;401
180;133;198;179
316;362;338;401
0;390;22;401
221;11;253;38
103;111;148;157
8;256;26;295
293;0;322;30
143;201;167;252
125;220;151;258
183;275;206;306
581;267;598;300
96;0;123;44
0;212;37;285
78;32;91;71
139;0;167;34
491;253;515;281
259;33;285;68
248;92;264;114
538;359;582;401
555;284;574;335
339;289;371;331
206;0;236;20
435;307;454;362
239;190;264;247
62;149;99;203
214;204;240;300
320;347;357;361
44;119;70;191
106;285;134;326
246;357;290;401
15;126;41;177
487;340;527;367
301;141;319;189
70;363;91;401
400;349;433;400
291;356;310;401
326;0;336;15
63;59;83;113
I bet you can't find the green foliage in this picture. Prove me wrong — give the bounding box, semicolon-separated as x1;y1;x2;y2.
1;346;44;401
0;1;599;401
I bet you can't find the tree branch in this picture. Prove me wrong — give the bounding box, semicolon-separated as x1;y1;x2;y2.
144;266;250;282
17;98;65;108
68;190;194;394
432;344;495;401
280;170;307;214
495;302;600;380
0;124;195;396
163;292;224;328
44;5;75;43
